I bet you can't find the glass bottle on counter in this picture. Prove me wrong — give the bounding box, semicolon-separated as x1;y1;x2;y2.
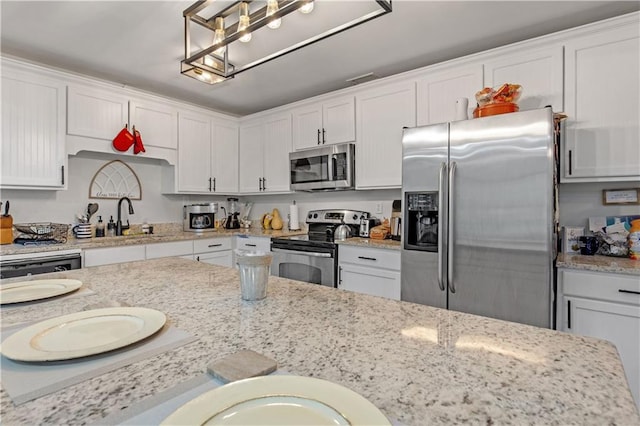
107;216;116;237
95;216;105;237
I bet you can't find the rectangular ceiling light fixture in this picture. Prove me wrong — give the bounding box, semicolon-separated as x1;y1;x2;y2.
182;0;392;84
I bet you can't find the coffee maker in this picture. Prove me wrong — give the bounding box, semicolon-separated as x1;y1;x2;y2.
225;197;240;229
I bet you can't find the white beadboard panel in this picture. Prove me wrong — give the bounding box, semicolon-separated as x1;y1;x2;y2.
1;72;66;188
67;85;128;140
129;100;178;150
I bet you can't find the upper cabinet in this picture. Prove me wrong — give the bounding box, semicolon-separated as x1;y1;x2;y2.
562;20;640;182
168;110;238;194
416;64;483;126
67;84;178;164
356;81;416;189
292;95;355;150
483;45;564;113
1;62;67;189
239;113;291;194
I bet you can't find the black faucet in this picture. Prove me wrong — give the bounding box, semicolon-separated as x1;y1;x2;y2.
116;197;134;236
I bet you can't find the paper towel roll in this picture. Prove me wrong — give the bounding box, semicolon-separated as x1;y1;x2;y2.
289;204;300;230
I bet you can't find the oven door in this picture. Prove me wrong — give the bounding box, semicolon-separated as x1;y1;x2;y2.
271;248;336;288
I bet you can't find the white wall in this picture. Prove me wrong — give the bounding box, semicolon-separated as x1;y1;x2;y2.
240;189;401;228
2;151;636;231
0;152;228;226
558;181;640;230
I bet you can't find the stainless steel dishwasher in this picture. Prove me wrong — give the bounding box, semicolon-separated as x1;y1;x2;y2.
0;249;82;279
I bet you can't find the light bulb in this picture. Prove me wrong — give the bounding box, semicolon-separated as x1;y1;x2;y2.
238;2;252;43
194;68;212;83
212;17;225;56
299;1;314;14
266;0;281;29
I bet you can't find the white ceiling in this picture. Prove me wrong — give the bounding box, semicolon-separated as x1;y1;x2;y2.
1;1;638;117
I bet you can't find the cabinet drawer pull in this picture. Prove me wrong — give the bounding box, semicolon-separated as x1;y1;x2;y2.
322;128;326;144
317;129;321;145
618;289;640;295
209;177;212;192
208;244;222;248
213;177;216;192
567;300;571;329
61;165;65;185
245;243;257;247
357;256;377;261
568;150;572;175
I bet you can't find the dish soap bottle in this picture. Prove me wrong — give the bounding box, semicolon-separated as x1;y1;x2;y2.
95;216;105;237
107;216;116;237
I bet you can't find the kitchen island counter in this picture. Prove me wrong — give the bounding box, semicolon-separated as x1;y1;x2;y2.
1;258;638;424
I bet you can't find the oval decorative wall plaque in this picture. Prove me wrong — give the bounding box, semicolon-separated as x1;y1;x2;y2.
89;160;142;200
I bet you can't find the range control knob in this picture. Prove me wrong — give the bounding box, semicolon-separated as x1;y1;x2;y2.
313;213;318;219
353;214;358;221
308;213;313;219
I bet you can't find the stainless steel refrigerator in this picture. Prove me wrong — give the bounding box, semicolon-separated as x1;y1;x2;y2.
401;107;557;328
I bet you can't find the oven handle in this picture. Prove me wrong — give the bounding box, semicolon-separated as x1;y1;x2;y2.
271;248;333;258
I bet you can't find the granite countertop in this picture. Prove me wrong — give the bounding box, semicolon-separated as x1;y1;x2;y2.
556;253;640;276
0;226;307;256
1;258;637;424
0;227;400;257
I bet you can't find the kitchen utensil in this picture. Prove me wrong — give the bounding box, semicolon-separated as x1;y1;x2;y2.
87;203;99;222
113;125;135;152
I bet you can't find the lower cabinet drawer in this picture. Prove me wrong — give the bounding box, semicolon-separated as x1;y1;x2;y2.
338;245;400;270
196;251;233;267
146;241;193;259
84;245;146;267
561;269;640;306
235;236;271;253
194;237;232;253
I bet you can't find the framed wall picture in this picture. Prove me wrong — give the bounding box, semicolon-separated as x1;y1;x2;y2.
89;160;142;200
602;188;640;205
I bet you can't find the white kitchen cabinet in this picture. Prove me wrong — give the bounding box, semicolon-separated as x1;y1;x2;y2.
483;45;563;112
176;111;238;193
145;241;193;259
211;118;239;194
562;21;640;182
235;235;271;253
292;95;355;150
67;84;178;162
1;62;67;189
558;268;640;407
239;113;291;194
416;64;483;126
194;237;233;267
355;81;416;189
338;245;401;300
83;245;146;267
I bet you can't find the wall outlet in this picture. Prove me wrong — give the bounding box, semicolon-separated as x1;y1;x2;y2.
375;203;383;214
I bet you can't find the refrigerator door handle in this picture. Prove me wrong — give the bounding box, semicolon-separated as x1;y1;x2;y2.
448;161;457;294
437;162;447;291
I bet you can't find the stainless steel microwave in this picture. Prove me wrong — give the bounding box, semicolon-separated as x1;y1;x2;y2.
289;143;355;191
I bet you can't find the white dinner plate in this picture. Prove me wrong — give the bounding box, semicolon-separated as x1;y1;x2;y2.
1;279;83;305
161;375;391;425
0;307;166;362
